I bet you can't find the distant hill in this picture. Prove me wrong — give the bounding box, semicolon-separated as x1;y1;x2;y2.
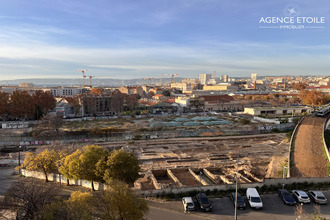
0;77;186;87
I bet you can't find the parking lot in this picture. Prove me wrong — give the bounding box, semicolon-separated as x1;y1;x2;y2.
147;190;330;220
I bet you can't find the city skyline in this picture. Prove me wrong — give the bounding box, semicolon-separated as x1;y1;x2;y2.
0;0;329;80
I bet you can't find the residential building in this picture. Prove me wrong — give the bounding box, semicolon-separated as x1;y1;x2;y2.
199;74;212;85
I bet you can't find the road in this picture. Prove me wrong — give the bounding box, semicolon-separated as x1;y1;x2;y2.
0;167;18;196
147;192;330;220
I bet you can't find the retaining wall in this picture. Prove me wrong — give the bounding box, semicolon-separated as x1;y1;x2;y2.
288;117;304;178
21;169;330;197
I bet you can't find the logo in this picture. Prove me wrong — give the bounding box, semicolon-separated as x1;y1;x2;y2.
283;4;300;17
258;3;325;30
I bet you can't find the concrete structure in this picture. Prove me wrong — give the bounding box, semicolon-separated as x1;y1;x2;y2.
244;106;313;116
199;74;212;85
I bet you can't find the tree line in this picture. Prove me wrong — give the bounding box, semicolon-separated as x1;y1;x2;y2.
0;90;56;120
19;145;140;190
9;145;147;220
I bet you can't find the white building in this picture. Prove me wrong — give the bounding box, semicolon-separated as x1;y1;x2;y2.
199;74;212;85
48;87;83;97
251;73;258;82
244;106;312;116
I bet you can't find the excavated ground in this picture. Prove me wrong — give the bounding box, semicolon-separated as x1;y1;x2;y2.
99;133;289;190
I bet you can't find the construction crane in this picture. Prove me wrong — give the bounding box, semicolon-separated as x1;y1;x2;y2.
88;75;96;87
77;69;87;87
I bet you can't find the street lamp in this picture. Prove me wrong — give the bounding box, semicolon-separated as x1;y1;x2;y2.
234;173;238;220
18;146;22;166
282;166;288;189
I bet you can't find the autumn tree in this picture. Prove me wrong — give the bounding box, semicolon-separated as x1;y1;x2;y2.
20;149;58;182
124;94;138;112
59;145;109;190
0;92;9;120
300;90;326;107
102;149;140;184
93;180;148;220
10;90;34;119
110;91;124;116
292;82;307;91
89;88;103;95
32;90;56;119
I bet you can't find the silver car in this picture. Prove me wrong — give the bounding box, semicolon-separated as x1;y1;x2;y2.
292;190;310;204
308;191;328;205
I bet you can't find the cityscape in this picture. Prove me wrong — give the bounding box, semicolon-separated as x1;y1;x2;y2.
0;0;330;220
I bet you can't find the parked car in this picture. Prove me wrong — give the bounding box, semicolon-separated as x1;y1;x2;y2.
308;191;328;205
292;190;310;204
277;189;296;205
230;192;246;209
196;193;213;212
182;197;195;212
246;188;263;209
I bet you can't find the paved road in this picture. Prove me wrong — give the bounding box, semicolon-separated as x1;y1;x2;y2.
0;167;18;196
147;192;330;220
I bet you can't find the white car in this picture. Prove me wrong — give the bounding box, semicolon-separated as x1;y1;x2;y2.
246;188;263;209
292;190;310;204
308;191;328;205
182;197;195;212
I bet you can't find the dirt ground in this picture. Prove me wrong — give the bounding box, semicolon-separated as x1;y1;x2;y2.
292;117;328;177
98;133;290;189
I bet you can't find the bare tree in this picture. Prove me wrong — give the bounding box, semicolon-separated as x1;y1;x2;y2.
5;178;58;220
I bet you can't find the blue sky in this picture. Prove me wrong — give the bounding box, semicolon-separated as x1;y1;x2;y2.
0;0;329;79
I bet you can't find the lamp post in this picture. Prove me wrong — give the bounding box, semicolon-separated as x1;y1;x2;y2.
282;166;288;189
18;146;22;166
18;146;22;174
234;173;238;220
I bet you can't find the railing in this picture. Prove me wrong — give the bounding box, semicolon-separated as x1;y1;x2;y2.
288;117;304;178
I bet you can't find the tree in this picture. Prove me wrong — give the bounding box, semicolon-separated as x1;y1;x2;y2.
32;90;56;118
0;92;9;120
293;82;307;91
90;88;103;95
5;178;58;220
59;145;109;190
59;149;82;186
10;90;34;119
93;180;148;220
20;149;58;182
301;90;326;107
110;91;124;116
124;94;138;112
103;149;140;184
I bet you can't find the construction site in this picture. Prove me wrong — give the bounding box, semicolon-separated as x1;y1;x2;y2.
99;133;289;191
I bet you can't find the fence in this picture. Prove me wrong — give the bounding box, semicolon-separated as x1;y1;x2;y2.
288;117;304;178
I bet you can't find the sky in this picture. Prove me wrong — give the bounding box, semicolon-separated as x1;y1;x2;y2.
0;0;330;80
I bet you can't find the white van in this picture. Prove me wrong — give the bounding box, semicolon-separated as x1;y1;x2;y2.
182;197;195;212
246;188;263;209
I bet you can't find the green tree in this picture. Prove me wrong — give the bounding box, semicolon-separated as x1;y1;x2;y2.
36;191;93;220
59;145;109;190
104;149;140;184
20;149;58;182
59;149;82;186
93;180;148;220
